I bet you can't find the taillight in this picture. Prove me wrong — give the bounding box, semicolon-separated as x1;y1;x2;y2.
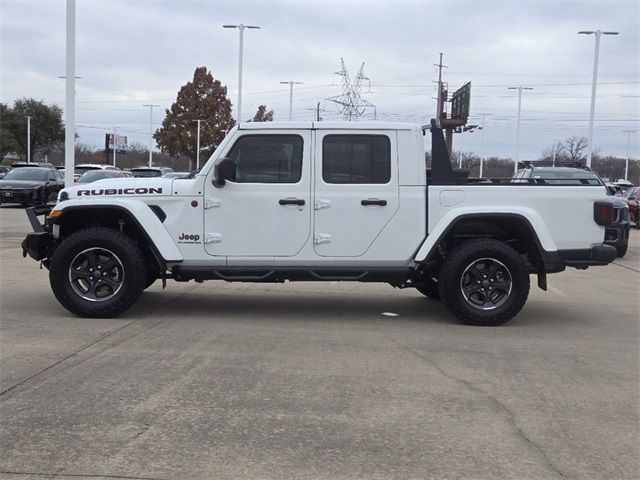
594;201;615;225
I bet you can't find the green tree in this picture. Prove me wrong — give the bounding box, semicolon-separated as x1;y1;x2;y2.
250;105;274;122
154;66;235;160
0;103;17;160
4;98;65;160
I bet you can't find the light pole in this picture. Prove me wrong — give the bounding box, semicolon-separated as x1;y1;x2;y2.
193;119;205;170
622;130;638;181
64;0;76;187
508;86;533;173
112;127;117;167
26;116;31;163
479;113;491;178
223;24;260;123
142;104;159;167
579;30;619;168
279;81;303;121
550;138;562;167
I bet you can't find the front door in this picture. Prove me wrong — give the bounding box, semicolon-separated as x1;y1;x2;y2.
313;131;399;257
204;131;312;257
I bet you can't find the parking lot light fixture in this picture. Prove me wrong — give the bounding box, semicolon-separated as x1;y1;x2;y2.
622;129;638;181
223;24;260;123
508;86;533;173
279;81;303;121
578;30;619;168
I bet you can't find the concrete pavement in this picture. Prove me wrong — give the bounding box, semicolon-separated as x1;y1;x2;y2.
0;206;638;479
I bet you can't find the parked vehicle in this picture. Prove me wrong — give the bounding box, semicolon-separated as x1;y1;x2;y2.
76;170;129;184
162;171;191;179
514;165;630;257
0;166;9;179
605;183;623;196
613;179;634;193
74;164;121;182
11;161;56;169
623;187;639;229
0;167;64;206
131;166;174;178
22;121;619;325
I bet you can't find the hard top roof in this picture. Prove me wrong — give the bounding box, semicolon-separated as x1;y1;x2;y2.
237;121;419;131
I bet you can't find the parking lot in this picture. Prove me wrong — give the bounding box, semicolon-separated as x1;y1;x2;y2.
0;205;638;480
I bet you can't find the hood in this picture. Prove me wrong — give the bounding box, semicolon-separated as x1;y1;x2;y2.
0;179;45;189
61;177;172;200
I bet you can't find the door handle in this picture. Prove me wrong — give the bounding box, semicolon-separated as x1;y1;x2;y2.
361;198;387;206
279;198;305;206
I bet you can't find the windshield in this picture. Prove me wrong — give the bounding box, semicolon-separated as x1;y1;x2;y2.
132;169;162;177
3;168;50;181
78;170;120;182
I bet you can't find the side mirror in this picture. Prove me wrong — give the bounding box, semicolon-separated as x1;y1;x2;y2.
213;157;236;187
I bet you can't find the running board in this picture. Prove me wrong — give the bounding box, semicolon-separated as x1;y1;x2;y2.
172;266;413;284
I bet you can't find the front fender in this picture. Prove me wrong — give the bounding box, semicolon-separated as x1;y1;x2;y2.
49;198;183;262
414;207;558;262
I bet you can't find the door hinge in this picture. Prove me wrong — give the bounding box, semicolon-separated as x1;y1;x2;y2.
204;198;222;209
205;233;222;244
314;233;332;244
314;199;331;210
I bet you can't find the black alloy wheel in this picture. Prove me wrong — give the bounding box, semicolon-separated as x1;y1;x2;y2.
438;239;529;326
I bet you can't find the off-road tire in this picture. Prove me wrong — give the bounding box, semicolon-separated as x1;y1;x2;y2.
414;276;441;300
616;243;628;257
438;239;529;326
49;227;147;317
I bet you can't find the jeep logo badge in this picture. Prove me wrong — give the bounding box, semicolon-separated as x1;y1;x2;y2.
178;233;201;244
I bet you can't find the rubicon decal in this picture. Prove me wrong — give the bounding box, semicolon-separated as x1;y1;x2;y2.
77;187;163;196
178;233;201;244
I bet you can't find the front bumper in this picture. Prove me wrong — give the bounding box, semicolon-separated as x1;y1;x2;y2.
0;188;39;204
21;206;56;261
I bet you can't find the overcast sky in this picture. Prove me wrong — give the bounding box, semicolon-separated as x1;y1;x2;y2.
1;0;638;160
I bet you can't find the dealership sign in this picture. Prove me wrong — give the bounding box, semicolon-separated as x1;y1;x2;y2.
105;133;128;153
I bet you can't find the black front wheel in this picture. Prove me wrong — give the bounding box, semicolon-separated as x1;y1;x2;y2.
49;227;147;317
438;239;530;326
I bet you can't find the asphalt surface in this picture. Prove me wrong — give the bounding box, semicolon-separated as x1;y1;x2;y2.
0;205;638;480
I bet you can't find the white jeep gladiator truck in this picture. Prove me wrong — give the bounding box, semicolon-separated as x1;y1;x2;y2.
22;121;620;325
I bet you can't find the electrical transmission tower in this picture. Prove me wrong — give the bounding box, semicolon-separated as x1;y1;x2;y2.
326;58;376;121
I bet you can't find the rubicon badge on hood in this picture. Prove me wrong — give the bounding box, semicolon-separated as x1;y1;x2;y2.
76;187;163;196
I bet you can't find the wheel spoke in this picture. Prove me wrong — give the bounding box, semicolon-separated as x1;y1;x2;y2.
68;247;125;302
69;268;90;282
460;257;513;311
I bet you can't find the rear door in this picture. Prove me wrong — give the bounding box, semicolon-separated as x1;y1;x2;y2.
313;130;399;257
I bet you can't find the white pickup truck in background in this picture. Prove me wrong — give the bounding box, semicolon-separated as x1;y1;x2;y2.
22;121;621;325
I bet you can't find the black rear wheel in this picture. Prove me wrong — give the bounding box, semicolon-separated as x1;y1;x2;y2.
438;239;530;326
49;227;147;317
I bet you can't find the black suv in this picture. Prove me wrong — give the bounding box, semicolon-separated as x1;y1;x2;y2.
513;164;630;257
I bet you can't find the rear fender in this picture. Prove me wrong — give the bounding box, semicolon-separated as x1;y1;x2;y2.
415;207;557;262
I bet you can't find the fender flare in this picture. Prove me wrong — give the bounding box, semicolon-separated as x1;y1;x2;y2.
414;208;557;262
49;198;183;262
